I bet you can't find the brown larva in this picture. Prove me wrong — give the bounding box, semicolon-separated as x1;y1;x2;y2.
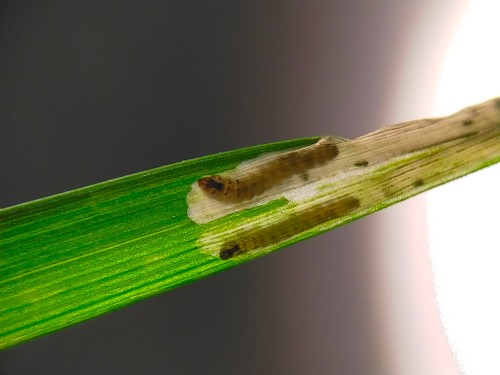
198;137;340;202
219;196;360;260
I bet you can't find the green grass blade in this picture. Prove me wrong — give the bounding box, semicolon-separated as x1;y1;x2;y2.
1;97;499;349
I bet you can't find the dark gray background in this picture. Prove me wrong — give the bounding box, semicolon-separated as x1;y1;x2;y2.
1;1;458;374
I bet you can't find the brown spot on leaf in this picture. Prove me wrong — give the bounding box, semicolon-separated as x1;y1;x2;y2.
412;178;425;188
219;245;240;260
354;160;369;167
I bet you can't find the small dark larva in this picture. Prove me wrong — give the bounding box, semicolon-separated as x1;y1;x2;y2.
198;137;340;202
218;196;360;260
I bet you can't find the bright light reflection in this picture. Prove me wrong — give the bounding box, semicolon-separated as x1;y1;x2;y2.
429;1;500;374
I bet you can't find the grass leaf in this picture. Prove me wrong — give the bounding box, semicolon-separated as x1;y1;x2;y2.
1;97;499;349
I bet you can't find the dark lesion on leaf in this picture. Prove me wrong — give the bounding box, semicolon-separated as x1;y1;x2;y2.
462;119;473;126
219;245;240;260
354;160;369;167
412;178;425;188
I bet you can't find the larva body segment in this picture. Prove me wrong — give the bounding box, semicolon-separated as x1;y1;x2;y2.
219;196;360;260
198;137;340;202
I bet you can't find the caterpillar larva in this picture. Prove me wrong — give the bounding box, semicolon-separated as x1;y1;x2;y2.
218;196;360;260
198;137;340;202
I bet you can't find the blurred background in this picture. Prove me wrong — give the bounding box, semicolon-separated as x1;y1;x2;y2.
1;1;498;374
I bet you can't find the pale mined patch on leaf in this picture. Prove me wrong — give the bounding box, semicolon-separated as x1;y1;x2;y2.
200;195;360;260
186;136;349;224
187;97;500;260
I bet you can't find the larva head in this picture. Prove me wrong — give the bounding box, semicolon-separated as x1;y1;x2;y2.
198;175;225;194
219;245;240;260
